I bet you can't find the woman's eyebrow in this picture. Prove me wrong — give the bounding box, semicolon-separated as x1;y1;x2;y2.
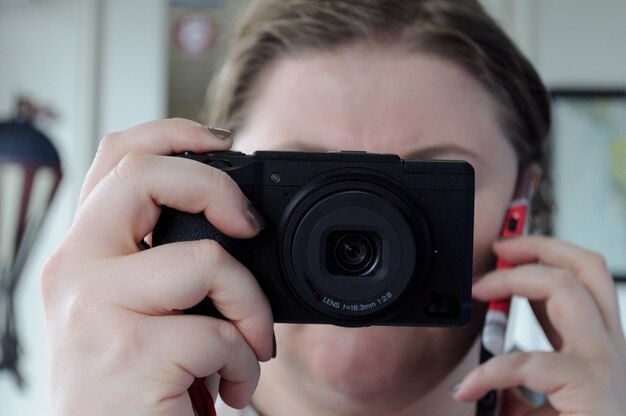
404;144;482;161
265;141;482;162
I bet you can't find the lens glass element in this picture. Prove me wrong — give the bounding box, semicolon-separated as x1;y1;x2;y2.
331;233;376;275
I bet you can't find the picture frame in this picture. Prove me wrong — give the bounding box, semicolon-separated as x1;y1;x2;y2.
550;89;626;281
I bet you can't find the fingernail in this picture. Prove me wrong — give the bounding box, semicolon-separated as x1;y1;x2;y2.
449;382;462;398
272;331;277;359
245;200;267;232
206;126;233;140
138;239;151;250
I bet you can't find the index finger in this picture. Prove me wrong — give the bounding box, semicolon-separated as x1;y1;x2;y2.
493;236;623;337
79;119;233;207
70;153;264;258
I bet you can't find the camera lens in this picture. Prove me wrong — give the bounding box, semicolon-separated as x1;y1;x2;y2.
333;233;375;274
283;183;424;322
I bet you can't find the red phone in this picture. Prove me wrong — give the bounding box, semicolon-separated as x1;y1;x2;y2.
476;166;540;416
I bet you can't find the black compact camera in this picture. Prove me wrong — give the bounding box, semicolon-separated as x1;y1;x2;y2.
152;151;474;327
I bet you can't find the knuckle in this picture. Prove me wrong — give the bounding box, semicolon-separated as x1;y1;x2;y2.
586;251;609;273
63;290;93;328
209;164;240;195
513;351;533;369
48;280;99;342
217;319;243;351
191;240;232;292
114;151;151;182
40;245;74;308
111;320;147;365
553;269;580;292
545;297;564;324
97;131;122;156
193;239;226;272
118;150;149;171
41;250;63;287
205;165;232;191
90;319;147;379
472;361;488;382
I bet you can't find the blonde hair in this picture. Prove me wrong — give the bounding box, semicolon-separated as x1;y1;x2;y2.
206;0;552;231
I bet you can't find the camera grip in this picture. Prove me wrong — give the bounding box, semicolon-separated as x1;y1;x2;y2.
152;207;250;319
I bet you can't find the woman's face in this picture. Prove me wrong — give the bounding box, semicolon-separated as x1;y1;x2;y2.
233;44;518;408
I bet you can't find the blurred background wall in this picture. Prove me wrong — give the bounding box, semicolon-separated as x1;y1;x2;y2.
0;0;624;414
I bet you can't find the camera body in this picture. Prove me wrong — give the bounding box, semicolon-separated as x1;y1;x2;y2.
152;151;474;327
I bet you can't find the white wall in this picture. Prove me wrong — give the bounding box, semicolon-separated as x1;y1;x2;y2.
534;0;626;87
98;0;169;136
0;1;168;414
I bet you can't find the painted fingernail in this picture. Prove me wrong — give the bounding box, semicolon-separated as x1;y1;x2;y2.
206;126;233;140
245;200;267;232
138;239;151;250
272;330;277;359
449;382;462;398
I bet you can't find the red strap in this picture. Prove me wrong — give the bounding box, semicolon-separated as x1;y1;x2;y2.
188;377;217;416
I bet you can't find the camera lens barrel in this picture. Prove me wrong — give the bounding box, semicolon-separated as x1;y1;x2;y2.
281;177;430;323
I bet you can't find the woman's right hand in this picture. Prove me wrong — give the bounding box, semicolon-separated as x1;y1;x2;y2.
41;119;274;415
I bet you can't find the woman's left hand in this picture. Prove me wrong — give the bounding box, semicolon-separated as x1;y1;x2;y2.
452;235;626;416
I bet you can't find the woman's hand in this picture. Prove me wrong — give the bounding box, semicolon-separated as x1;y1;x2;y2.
41;119;274;415
453;235;626;415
